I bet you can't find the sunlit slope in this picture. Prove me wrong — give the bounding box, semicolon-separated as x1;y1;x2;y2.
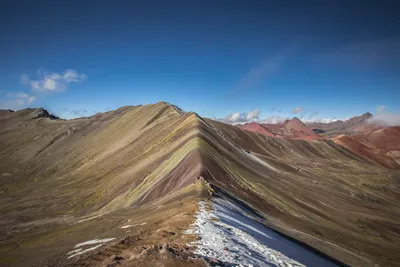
0;103;214;266
0;103;213;218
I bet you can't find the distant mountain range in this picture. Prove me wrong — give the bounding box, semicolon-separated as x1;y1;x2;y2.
237;112;400;168
240;117;322;139
239;112;385;139
306;112;383;136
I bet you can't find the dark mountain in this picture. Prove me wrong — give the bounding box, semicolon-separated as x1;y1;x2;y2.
306;112;379;137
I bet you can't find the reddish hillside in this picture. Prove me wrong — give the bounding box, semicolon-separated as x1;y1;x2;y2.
239;122;274;136
262;117;322;140
363;126;400;151
333;126;400;168
351;123;384;135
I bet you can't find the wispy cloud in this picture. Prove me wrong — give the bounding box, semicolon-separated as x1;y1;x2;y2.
368;112;400;126
269;105;283;113
366;105;400;126
246;109;260;121
54;107;97;119
302;117;338;123
377;105;386;113
317;38;400;70
230;54;285;93
21;69;87;92
217;109;260;124
70;108;89;117
292;107;304;114
216;108;337;125
27;96;36;104
261;115;289;124
308;110;320;119
1;92;36;109
12;92;29;98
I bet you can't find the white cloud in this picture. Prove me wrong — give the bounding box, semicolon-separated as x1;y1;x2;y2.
20;74;30;84
27;96;36;104
21;69;86;92
368;112;400;126
15;92;29;98
51;73;62;80
63;69;87;82
0;92;36;109
219;109;261;124
54;108;95;119
246;109;260;121
368;106;400;126
292;107;304;114
1;92;36;109
302;118;338;123
377;105;386;113
216;108;339;125
229;112;241;122
261;116;289;124
43;76;58;91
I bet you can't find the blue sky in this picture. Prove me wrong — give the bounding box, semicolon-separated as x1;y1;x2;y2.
1;0;399;122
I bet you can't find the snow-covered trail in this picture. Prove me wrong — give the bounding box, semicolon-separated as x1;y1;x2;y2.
186;198;339;267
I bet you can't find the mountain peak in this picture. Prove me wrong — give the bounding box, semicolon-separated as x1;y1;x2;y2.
362;112;373;119
292;117;302;122
286;117;305;126
156;101;185;115
34;108;60;120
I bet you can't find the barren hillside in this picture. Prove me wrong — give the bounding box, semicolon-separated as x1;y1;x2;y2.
1;103;400;267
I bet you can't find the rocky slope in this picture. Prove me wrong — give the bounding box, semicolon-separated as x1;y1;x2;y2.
1;103;400;267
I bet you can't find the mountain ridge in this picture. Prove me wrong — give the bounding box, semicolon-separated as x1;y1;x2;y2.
1;102;400;266
307;112;378;136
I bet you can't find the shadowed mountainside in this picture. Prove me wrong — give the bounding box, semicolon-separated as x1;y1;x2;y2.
307;112;383;137
1;103;400;267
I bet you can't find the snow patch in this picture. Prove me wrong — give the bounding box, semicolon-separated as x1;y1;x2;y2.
77;214;103;223
67;244;102;259
186;198;339;267
121;225;134;229
245;151;280;173
74;238;116;248
67;237;116;259
121;222;146;229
